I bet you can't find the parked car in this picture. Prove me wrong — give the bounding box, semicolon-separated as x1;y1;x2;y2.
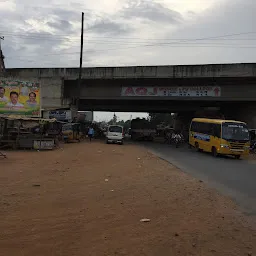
106;125;124;145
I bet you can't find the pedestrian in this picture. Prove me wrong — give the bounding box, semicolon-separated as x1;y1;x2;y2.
88;126;94;142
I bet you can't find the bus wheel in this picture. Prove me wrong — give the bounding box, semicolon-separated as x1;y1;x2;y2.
195;142;200;152
212;147;218;157
234;155;241;159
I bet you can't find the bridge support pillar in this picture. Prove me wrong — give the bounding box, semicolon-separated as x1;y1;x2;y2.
70;105;78;122
222;104;256;128
174;108;223;141
173;112;194;141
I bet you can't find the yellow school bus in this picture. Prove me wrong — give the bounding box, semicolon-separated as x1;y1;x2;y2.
189;118;250;159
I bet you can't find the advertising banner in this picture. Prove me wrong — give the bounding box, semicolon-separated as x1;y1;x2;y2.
121;86;221;97
49;110;72;121
0;79;40;116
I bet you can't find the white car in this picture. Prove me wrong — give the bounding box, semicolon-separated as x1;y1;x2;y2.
106;125;124;145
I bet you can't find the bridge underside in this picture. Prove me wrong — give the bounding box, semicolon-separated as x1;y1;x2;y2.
78;99;252;113
64;77;256;127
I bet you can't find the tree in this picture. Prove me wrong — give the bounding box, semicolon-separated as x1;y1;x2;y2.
108;113;117;125
113;113;117;124
107;117;131;132
123;119;131;131
148;113;174;127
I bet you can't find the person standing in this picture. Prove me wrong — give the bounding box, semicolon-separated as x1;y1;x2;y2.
88;126;94;142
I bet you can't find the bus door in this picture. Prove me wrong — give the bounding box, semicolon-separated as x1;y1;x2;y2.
199;123;212;152
210;123;221;151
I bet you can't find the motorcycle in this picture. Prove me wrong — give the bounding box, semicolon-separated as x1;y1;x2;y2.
250;141;256;154
171;133;184;148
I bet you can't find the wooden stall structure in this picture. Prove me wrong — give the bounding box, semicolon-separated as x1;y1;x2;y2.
0;114;58;150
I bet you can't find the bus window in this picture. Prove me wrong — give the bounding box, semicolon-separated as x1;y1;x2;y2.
213;124;221;138
202;123;213;135
222;122;249;141
191;121;213;135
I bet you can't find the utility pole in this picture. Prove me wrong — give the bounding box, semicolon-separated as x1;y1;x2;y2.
0;36;5;73
0;36;4;50
76;12;84;109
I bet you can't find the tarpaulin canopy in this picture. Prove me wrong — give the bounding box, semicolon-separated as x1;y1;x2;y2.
0;114;57;123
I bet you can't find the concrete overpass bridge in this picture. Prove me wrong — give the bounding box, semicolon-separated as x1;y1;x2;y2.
4;63;256;127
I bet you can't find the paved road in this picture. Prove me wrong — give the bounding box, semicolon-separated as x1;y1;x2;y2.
141;142;256;215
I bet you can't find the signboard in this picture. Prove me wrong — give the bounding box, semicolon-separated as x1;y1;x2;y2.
77;111;93;122
49;110;71;121
121;86;221;97
34;140;54;150
0;79;40;116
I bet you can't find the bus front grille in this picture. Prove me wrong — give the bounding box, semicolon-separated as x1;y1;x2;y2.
229;142;245;150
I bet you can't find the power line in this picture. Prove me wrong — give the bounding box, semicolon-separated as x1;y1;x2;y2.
5;41;256;59
1;30;256;42
5;44;256;65
83;31;256;41
5;44;256;60
7;35;256;45
3;30;256;59
3;31;256;66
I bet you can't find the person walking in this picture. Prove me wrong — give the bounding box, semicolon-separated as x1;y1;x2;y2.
88;126;94;142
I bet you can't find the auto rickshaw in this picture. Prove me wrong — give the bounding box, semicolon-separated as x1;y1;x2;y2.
62;123;84;143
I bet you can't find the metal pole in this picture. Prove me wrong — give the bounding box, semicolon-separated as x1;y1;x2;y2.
0;36;4;50
0;36;5;73
77;12;84;108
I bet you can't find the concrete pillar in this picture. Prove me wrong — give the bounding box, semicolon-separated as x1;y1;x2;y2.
70;105;78;122
174;112;194;141
234;107;256;128
174;108;223;141
221;103;256;128
41;78;68;109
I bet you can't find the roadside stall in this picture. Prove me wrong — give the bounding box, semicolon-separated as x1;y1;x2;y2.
0;114;57;150
62;123;84;143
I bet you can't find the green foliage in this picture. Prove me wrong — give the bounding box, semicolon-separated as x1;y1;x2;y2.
148;113;174;126
107;116;131;131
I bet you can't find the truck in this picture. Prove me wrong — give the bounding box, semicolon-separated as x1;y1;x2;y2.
130;118;156;141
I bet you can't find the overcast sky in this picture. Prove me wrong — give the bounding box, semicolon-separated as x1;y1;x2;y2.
0;0;255;121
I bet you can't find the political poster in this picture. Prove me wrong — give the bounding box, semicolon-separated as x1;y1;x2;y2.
0;79;40;116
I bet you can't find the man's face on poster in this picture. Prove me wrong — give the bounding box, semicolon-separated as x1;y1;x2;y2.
10;93;18;104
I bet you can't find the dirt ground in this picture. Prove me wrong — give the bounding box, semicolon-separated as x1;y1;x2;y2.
248;153;256;162
0;140;255;256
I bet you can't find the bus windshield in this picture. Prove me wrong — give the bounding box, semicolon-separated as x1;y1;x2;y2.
222;122;249;141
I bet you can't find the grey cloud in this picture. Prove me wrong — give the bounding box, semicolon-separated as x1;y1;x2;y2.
0;1;95;68
121;0;183;24
158;0;256;65
0;10;25;28
3;30;66;67
169;0;256;41
47;20;73;32
52;8;91;21
2;0;255;68
194;0;255;36
86;18;133;35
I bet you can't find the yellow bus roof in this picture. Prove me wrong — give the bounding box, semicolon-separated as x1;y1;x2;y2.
191;118;246;125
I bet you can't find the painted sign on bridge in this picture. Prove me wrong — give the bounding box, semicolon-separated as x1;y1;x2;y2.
121;86;221;97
